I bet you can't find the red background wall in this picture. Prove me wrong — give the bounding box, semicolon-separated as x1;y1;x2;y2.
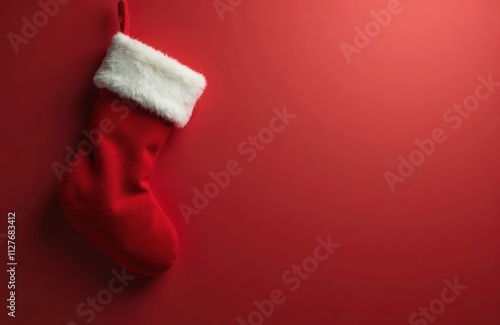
1;0;500;324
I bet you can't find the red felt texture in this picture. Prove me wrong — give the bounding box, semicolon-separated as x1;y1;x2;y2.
59;88;179;275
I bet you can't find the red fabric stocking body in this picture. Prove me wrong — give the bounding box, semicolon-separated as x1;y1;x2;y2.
59;1;206;275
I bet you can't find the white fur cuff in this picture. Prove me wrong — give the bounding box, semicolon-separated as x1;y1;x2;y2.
94;32;206;127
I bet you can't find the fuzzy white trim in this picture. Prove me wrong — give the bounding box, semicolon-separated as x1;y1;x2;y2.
94;32;206;127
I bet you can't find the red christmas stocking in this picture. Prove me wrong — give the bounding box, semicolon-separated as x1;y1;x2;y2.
59;0;206;275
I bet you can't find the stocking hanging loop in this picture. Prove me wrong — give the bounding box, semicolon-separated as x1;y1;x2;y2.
118;0;130;34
